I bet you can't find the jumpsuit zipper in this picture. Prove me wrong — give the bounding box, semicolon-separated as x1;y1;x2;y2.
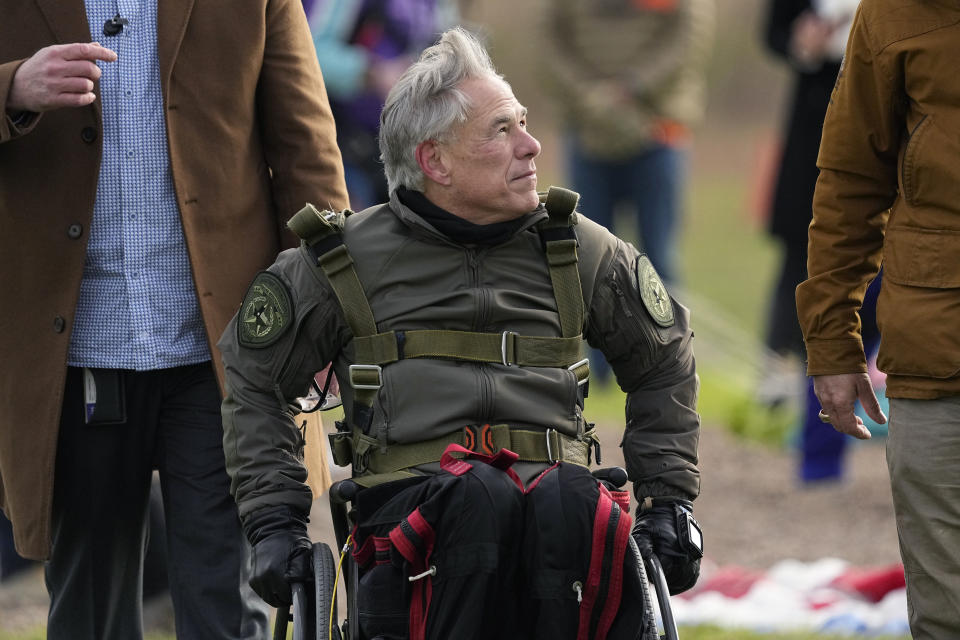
468;248;494;422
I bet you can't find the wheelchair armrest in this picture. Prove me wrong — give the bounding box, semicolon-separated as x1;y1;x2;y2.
330;479;359;505
328;480;358;552
592;466;628;489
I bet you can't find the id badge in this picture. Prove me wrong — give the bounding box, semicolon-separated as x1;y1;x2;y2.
82;368;127;424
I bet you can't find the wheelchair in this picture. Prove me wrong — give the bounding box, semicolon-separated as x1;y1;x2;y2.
273;467;681;640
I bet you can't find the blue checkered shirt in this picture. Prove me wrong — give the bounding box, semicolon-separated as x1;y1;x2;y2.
69;0;210;370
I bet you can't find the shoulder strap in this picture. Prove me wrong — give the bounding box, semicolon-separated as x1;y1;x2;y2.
289;204;382;431
288;203;348;250
542;185;580;224
537;186;585;339
289;204;377;339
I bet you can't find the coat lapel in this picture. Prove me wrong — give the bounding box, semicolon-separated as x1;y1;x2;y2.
157;0;196;96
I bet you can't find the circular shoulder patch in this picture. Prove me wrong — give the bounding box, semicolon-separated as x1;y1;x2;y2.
238;271;293;348
636;255;675;328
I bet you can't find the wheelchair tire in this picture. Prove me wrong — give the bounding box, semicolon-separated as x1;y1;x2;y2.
313;542;342;640
290;582;310;640
627;536;661;640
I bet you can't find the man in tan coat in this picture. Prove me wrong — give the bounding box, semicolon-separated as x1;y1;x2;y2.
797;0;960;636
0;1;348;638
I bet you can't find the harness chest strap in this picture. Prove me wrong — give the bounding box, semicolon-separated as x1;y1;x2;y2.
346;187;588;368
353;329;584;368
288;205;587;404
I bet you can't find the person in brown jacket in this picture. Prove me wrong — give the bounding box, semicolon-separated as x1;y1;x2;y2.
796;0;960;635
0;1;348;638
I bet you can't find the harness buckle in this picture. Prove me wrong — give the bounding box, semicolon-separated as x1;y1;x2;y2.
354;449;370;474
349;364;383;390
501;331;517;366
567;358;590;386
546;428;558;464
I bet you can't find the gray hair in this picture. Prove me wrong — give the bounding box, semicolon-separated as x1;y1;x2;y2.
379;27;505;193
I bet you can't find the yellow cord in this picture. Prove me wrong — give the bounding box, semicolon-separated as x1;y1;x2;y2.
330;535;352;640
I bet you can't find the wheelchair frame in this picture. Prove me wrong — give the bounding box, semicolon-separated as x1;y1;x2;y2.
274;470;681;640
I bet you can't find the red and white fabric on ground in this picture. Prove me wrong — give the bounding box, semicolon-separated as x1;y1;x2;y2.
656;558;909;636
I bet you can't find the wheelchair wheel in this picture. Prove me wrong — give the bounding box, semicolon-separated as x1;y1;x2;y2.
273;543;342;640
313;542;342;640
270;582;310;640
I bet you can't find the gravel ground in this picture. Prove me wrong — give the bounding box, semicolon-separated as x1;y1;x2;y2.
690;425;900;569
0;423;901;633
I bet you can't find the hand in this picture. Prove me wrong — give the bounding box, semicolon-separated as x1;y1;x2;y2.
813;372;886;440
249;531;313;607
7;42;117;114
789;10;832;69
243;506;313;607
632;499;702;595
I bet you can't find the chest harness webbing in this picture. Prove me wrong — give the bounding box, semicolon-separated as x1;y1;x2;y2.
288;187;597;487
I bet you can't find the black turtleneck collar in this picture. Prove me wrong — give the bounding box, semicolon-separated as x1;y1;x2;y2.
396;187;530;247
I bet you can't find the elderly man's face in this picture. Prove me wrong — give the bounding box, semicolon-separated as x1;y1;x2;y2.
441;75;542;223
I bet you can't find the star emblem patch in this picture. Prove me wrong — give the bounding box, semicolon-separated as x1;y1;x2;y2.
238;271;292;348
636;255;674;327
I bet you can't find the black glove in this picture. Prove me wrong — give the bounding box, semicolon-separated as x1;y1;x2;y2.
631;498;703;595
243;506;313;607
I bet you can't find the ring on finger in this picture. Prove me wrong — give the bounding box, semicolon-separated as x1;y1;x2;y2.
818;410;831;424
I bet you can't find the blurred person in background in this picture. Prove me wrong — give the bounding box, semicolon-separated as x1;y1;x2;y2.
540;0;714;383
761;0;868;484
0;1;348;638
304;0;461;209
797;0;960;635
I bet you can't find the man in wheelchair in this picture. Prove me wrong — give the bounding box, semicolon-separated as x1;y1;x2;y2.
219;27;702;640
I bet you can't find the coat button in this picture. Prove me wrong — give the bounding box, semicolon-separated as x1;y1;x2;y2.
67;223;83;239
80;127;97;143
53;316;66;333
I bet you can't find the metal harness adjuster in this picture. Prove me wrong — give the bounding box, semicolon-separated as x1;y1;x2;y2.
349;363;383;390
501;331;517;366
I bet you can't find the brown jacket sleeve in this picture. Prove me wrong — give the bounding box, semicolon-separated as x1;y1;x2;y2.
0;60;39;143
796;4;901;375
257;0;349;247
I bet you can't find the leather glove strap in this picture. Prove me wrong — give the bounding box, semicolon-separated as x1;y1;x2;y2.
243;505;309;545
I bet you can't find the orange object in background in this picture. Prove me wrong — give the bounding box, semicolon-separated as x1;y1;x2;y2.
635;0;679;11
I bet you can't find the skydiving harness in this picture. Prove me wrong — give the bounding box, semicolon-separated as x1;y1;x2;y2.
287;187;599;487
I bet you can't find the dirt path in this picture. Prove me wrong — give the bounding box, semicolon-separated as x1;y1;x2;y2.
691;425;900;569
